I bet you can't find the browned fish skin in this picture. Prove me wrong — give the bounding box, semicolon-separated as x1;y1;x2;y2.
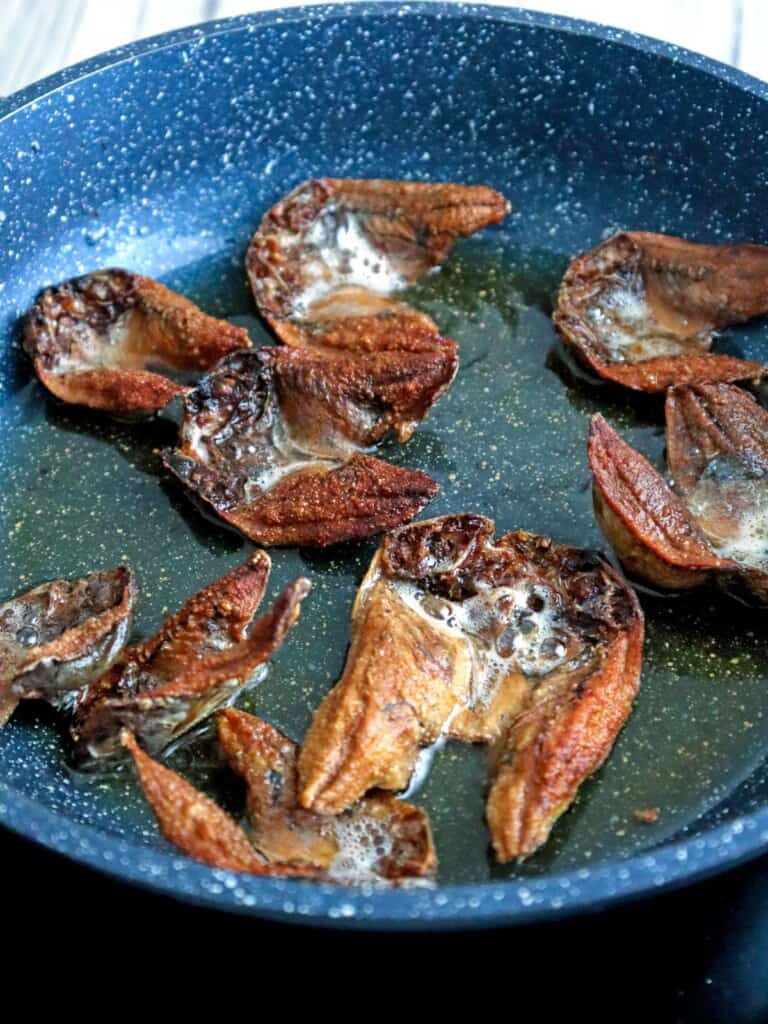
296;515;508;813
272;342;457;448
589;391;768;600
162;180;503;544
162;348;439;547
666;384;768;601
487;616;643;861
246;179;493;417
71;553;310;765
0;566;136;728
273;305;447;354
298;514;643;861
247;177;510;335
666;383;768;495
121;732;313;877
297;550;474;814
554;232;767;392
588;414;733;589
218;708;435;880
24;270;251;416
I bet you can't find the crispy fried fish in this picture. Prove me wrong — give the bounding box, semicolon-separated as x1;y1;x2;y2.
24;270;250;415
122;732;313;876
589;386;768;600
71;553;309;765
218;708;435;881
0;567;136;727
162;179;507;545
246;177;509;351
554;232;767;392
298;514;643;860
161;348;439;546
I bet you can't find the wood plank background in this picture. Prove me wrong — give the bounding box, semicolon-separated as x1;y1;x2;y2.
0;0;763;98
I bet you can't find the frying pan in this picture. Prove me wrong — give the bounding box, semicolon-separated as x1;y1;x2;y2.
2;3;768;930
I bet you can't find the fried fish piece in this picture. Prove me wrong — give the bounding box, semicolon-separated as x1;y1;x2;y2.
246;177;510;350
218;708;435;881
590;387;768;600
161;348;439;547
298;515;643;861
588;414;735;590
485;610;642;860
24;270;250;416
554;232;767;392
163;179;499;545
122;732;313;877
272;340;457;449
0;567;136;727
71;552;309;765
297;516;480;814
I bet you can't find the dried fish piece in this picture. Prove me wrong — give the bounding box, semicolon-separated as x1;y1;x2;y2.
486;616;642;861
162;348;439;547
297;518;478;814
247;177;509;349
24;269;250;416
298;514;643;861
588;414;734;590
272;341;457;449
0;567;136;727
122;732;312;877
71;553;309;765
218;708;435;882
554;232;767;392
589;386;768;600
163;179;497;545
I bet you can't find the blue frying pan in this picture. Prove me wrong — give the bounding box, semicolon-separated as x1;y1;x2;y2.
2;3;768;929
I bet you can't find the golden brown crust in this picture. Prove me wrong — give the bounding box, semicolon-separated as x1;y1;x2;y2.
299;514;643;860
162;180;498;544
588;414;733;589
590;394;768;600
298;566;473;813
487;615;644;861
218;708;435;880
122;732;313;877
666;383;768;495
70;554;310;765
234;455;439;548
33;367;187;417
0;566;136;727
273;303;446;353
273;342;458;447
666;384;768;600
630;232;768;326
588;353;764;393
554;232;766;392
24;270;250;415
246;179;500;406
162;348;439;547
247;177;510;327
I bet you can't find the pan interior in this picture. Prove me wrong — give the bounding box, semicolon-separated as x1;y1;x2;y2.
1;8;767;889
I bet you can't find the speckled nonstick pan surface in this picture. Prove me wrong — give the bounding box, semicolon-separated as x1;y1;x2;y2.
2;3;768;929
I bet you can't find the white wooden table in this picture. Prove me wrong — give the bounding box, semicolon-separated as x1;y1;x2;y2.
1;0;765;98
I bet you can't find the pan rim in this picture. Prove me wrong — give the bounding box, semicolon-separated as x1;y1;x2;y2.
2;1;767;929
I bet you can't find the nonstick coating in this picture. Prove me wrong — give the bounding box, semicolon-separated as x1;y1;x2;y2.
2;3;768;929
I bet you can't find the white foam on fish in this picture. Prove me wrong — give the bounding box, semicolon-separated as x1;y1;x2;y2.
292;208;407;316
392;578;570;709
326;814;394;886
687;468;768;569
588;279;691;362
